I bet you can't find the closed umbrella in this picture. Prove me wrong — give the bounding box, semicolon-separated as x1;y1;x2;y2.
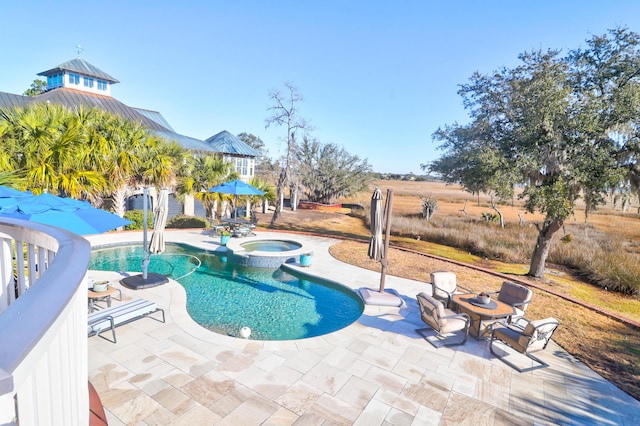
149;189;169;254
0;189;131;235
367;188;384;262
209;179;265;218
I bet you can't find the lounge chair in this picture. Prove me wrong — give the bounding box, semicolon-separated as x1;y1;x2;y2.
88;299;165;343
416;292;470;347
490;317;559;372
430;271;470;308
495;281;533;322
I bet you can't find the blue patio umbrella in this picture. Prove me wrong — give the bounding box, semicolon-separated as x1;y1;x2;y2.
0;189;132;235
209;179;264;218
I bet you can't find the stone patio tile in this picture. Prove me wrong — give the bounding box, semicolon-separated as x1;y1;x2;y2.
364;364;407;394
392;359;427;383
152;386;197;416
276;350;324;374
89;362;135;393
208;385;258;418
166;405;222;426
360;343;403;369
180;370;237;407
141;404;178;425
373;389;421;417
235;364;302;399
274;381;324;416
346;356;374;378
301;362;352;395
213;351;257;378
475;379;510;411
307;393;362;424
401;380;449;413
411;404;442;426
385;407;415;426
264;407;299;425
215;395;280;426
336;376;379;409
352;398;391;425
440;392;495;426
323;345;360;368
156;344;210;374
162;369;195;389
110;391;162;425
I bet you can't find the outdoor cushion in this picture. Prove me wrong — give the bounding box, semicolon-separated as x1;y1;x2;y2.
416;292;470;346
497;281;532;318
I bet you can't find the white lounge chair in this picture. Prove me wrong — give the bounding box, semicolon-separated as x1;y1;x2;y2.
88;299;165;343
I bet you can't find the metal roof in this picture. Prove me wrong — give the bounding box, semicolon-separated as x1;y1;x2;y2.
35;88;167;131
153;130;217;152
0;89;215;152
203;130;260;157
133;108;175;132
37;58;120;83
0;92;29;109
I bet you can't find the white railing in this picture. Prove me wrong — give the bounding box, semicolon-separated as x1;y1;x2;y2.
0;218;90;426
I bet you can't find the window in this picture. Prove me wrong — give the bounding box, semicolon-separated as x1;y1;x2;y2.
97;80;107;91
84;77;94;88
46;73;63;89
68;73;80;85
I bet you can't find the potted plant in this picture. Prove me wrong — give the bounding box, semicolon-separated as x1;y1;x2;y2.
299;252;312;267
220;230;232;246
477;292;491;304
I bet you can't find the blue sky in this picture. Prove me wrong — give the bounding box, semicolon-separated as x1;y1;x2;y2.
2;1;640;173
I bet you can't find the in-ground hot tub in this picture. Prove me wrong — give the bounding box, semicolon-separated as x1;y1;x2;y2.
241;240;302;252
226;238;311;268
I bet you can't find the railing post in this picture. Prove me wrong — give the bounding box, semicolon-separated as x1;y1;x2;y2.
0;368;16;425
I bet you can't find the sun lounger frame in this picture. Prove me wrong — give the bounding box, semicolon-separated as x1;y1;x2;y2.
88;299;165;343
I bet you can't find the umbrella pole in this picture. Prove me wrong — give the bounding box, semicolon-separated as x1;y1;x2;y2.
142;188;149;280
379;189;393;292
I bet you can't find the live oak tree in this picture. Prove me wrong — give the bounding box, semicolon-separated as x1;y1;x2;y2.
23;79;47;96
296;137;372;204
426;28;640;278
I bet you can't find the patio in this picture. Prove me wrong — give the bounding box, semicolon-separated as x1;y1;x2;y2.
86;230;640;425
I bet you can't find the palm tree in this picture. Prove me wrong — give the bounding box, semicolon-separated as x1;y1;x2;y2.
249;176;275;214
175;154;236;223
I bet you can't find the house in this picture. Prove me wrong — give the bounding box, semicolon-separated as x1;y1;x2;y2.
0;57;259;217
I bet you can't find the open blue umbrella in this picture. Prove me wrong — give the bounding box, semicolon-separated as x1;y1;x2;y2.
0;188;132;235
209;179;264;218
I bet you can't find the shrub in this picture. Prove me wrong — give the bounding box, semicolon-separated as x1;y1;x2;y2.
123;210;152;230
481;212;499;222
166;215;209;229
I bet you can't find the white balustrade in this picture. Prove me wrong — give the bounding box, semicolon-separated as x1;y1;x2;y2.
0;218;90;425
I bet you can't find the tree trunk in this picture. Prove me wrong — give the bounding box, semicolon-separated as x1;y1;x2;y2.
528;218;563;278
112;186;128;218
269;168;287;228
490;197;504;228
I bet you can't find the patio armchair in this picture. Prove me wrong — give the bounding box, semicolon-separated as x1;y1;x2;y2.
490;317;559;372
495;281;533;322
430;271;471;308
416;292;470;347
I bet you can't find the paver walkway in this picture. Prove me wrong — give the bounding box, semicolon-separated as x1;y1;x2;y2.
86;230;640;425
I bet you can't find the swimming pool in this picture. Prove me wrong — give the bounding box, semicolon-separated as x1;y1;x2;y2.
89;243;363;340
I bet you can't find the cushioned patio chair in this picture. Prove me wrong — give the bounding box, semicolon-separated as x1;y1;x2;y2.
430;271;471;308
416;292;470;347
490;317;559;372
495;281;533;322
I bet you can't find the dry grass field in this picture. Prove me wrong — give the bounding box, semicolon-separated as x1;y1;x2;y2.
257;179;640;401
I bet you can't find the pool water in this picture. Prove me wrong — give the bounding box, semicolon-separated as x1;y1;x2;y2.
89;244;363;340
